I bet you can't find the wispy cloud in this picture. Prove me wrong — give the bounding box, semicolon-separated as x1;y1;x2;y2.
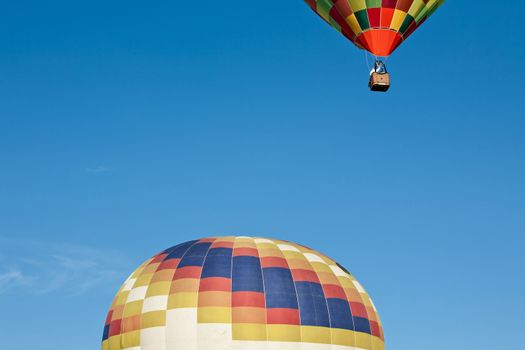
86;166;113;173
0;269;25;293
0;238;130;295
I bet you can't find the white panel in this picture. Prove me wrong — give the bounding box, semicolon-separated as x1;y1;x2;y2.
142;296;168;313
254;238;274;244
267;342;302;350
304;253;326;263
122;347;140;350
352;281;366;293
122;278;137;292
232;341;268;350
330;265;349;277
277;244;300;252
127;286;148;302
197;323;232;350
141;327;166;350
166;308;197;350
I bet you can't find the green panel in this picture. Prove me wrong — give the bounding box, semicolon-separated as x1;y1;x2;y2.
354;9;370;30
415;7;429;23
399;15;414;33
316;0;334;20
329;17;342;32
365;0;381;8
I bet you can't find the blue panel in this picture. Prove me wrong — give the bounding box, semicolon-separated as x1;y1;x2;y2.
326;298;354;330
201;248;233;278
232;256;264;292
207;247;233;257
353;316;371;334
102;324;109;341
177;242;212;267
263;267;298;309
295;281;330;327
165;240;198;260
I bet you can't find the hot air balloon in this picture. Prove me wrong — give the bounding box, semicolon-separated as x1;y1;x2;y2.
306;0;445;91
102;236;385;350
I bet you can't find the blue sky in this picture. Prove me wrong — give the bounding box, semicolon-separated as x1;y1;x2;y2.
1;1;524;349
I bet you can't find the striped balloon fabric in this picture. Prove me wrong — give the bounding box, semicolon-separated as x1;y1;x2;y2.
102;237;384;350
306;0;445;56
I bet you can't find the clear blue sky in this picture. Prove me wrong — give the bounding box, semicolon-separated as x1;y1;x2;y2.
1;1;524;349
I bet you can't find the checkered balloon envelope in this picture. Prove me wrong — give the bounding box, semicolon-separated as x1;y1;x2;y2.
102;237;384;350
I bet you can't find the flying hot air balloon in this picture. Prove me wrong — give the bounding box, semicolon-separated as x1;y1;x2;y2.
306;0;445;91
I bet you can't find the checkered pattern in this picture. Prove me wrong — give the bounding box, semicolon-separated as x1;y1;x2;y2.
306;0;445;56
102;237;385;350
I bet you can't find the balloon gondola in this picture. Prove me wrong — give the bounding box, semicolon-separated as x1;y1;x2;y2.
306;0;445;92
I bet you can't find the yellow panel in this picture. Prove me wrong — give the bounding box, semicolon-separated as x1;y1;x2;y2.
372;336;385;350
102;339;109;350
141;311;167;329
257;248;282;257
145;281;172;297
141;263;160;275
134;273;154;287
301;326;331;344
391;9;407;31
346;14;362;36
116;291;130;306
267;324;301;342
350;0;367;12
309;262;332;272
331;328;356;347
123;300;144;317
232;323;267;341
355;331;372;349
167;292;198;309
408;0;426;18
337;276;354;288
198;306;232;323
108;335;121;350
120;330;140;348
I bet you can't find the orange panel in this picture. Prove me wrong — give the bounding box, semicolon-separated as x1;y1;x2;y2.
357;30;403;56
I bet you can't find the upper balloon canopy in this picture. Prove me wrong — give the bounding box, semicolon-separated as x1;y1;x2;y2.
102;236;384;350
306;0;445;57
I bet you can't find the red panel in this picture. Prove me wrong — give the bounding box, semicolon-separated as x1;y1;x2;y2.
105;310;114;325
368;8;381;28
322;284;347;299
334;0;354;18
212;241;234;249
199;277;231;292
380;8;395;28
370;320;381;337
157;259;180;270
261;257;289;268
233;247;259;257
349;302;368;318
232;291;266;307
173;266;202;279
266;308;300;325
151;253;167;263
108;319;122;337
291;268;320;283
382;0;397;8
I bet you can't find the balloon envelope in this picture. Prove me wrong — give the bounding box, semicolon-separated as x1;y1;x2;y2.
306;0;445;56
102;237;384;350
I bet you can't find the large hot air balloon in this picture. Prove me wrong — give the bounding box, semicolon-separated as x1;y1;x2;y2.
102;236;384;350
306;0;445;91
